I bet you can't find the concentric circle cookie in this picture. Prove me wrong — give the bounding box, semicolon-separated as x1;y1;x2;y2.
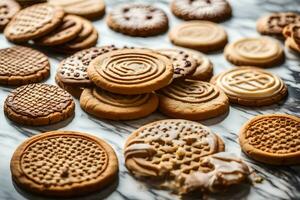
4;3;65;43
11;131;118;197
0;46;50;85
107;3;168;37
224;37;284;67
0;0;20;31
171;0;232;22
80;87;158;120
212;67;288;106
158;80;229;120
239;114;300;165
4;83;75;126
169;21;228;52
87;49;173;95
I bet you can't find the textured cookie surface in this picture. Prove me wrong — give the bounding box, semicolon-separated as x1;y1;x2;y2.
158;80;229;120
11;131;118;197
107;3;168;37
239;114;300;165
224;37;284;67
212;67;287;106
283;24;300;53
4;83;75;126
171;0;232;22
0;0;20;30
169;21;227;52
87;49;173;94
80;87;158;120
0;46;50;85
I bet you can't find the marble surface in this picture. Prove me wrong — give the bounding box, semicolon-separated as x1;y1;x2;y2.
0;0;300;199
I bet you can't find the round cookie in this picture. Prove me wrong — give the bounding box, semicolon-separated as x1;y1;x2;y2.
283;24;300;53
169;21;228;52
80;87;158;120
158;49;197;79
4;83;75;126
158;79;229;120
0;0;20;31
239;114;300;165
87;49;174;95
11;131;118;197
224;37;284;67
107;3;168;37
48;0;106;20
211;67;288;106
55;75;83;99
0;46;50;85
4;3;65;43
171;0;232;22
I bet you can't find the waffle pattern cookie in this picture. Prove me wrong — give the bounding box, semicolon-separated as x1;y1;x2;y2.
4;83;75;126
0;0;20;31
239;114;300;165
11;131;118;197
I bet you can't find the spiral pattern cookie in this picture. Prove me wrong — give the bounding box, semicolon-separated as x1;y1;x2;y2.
4;83;75;126
239;114;300;165
169;21;228;52
224;37;284;67
107;3;168;37
212;67;287;106
0;46;50;85
11;131;118;197
87;49;173;95
80;87;158;120
0;0;20;30
158;80;229;120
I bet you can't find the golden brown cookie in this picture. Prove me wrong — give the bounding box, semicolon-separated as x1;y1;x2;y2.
11;130;118;197
158;79;229;120
80;87;158;120
4;83;75;126
4;3;64;43
224;37;284;67
211;67;288;106
0;0;20;31
169;21;228;52
87;49;174;95
107;3;168;37
171;0;232;22
283;24;300;54
0;46;50;85
239;114;300;165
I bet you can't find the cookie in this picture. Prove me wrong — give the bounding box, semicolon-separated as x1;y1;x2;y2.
124;119;225;193
224;37;284;67
0;0;20;31
171;0;232;22
34;15;83;46
80;87;158;120
256;12;300;38
239;114;300;165
87;49;173;95
169;21;228;52
49;0;105;20
107;3;168;37
211;67;288;106
158;79;229;120
0;46;50;85
16;0;47;7
11;130;118;197
158;49;197;79
55;75;83;99
4;3;65;43
283;24;300;53
4;83;75;126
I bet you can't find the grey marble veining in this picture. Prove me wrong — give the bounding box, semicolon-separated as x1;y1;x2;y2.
0;0;300;200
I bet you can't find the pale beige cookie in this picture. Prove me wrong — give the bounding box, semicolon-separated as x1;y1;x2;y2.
169;21;228;52
0;0;20;31
224;37;284;67
239;114;300;165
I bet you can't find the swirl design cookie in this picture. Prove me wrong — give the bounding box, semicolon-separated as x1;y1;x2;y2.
80;87;158;120
158;80;229;120
212;67;287;106
224;37;284;67
239;114;300;165
169;21;228;52
11;131;118;197
87;49;173;94
0;0;20;30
